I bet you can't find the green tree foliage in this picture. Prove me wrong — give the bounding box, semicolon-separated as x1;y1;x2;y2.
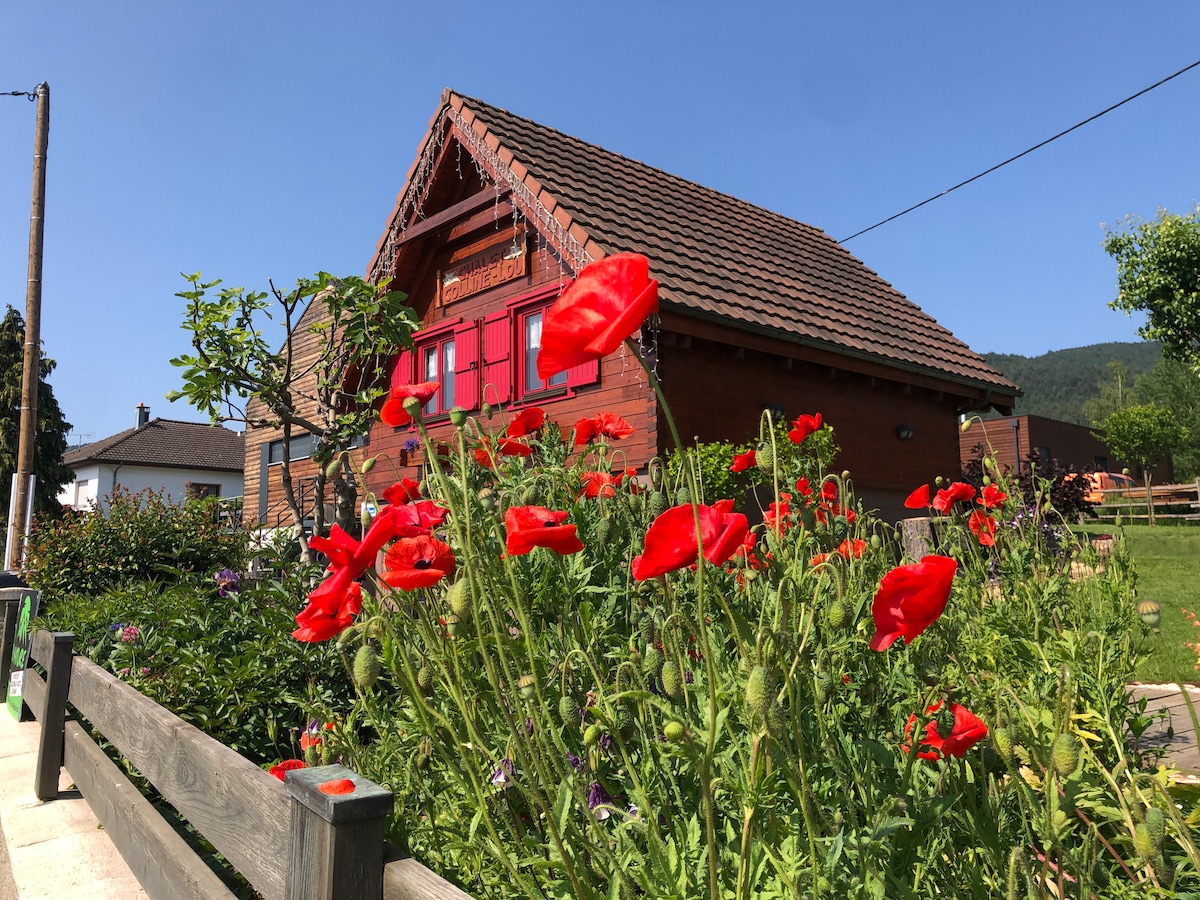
1098;404;1187;525
1105;207;1200;370
0;306;73;529
1081;360;1136;427
1133;357;1200;480
169;272;417;553
24;486;249;598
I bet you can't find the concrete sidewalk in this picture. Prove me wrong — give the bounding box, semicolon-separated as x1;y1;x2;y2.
0;707;145;899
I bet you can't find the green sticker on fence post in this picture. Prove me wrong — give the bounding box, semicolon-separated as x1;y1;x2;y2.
7;592;38;719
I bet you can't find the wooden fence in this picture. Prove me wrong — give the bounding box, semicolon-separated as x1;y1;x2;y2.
1094;478;1200;524
2;606;472;900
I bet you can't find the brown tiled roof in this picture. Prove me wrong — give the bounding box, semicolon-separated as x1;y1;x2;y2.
380;90;1018;397
63;419;244;472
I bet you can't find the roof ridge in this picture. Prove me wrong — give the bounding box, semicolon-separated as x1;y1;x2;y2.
452;90;831;242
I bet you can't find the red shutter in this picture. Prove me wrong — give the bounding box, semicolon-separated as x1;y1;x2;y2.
391;349;413;388
453;321;480;410
482;311;512;405
565;357;600;391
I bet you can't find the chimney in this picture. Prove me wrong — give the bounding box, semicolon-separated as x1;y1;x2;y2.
136;403;150;429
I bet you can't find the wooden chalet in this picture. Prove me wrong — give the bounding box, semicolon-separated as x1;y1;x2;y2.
244;89;1019;525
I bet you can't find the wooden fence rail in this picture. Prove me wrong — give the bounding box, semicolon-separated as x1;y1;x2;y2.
1094;478;1200;523
4;617;472;900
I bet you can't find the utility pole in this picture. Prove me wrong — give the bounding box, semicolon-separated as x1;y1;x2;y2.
7;82;48;571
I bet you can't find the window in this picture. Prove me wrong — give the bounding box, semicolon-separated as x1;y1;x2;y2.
519;309;568;396
420;336;456;415
75;479;89;507
187;483;221;499
268;432;318;463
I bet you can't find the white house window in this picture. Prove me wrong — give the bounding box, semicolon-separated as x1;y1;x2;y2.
520;310;567;396
421;336;456;415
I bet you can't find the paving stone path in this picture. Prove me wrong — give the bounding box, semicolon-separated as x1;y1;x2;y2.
1128;682;1200;778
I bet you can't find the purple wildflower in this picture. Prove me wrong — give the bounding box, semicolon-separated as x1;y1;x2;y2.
598;733;615;754
566;752;584;773
587;782;614;821
524;717;534;736
491;758;517;787
214;568;240;597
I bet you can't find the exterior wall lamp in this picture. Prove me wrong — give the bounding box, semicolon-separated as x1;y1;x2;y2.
896;425;915;441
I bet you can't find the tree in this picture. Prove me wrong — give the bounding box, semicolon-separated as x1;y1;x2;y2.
1081;359;1136;427
1105;207;1200;371
169;273;416;558
0;307;73;530
1097;403;1186;525
1133;357;1200;480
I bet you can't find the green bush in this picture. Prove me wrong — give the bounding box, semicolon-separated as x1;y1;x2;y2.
39;560;351;764
24;486;249;599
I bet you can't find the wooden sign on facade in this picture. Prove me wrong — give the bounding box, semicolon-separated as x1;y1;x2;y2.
438;231;528;306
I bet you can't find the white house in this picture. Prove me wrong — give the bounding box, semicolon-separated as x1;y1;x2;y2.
59;405;244;510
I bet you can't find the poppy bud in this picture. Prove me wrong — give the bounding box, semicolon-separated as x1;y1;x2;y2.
661;660;683;700
518;674;536;699
675;486;691;505
982;474;991;486
1145;807;1165;851
416;666;434;696
992;727;1014;765
448;406;468;428
583;724;601;747
642;644;664;677
481;401;493;419
304;743;319;767
324;456;344;480
361;455;377;474
520;485;540;506
961;419;972;433
935;475;944;487
826;598;851;630
1051;733;1081;777
870;534;881;549
336;623;361;646
756;443;774;472
1005;847;1029;900
1138;599;1162;630
593;517;611;548
447;580;472;621
320;742;334;766
663;720;686;742
637;613;655;647
1133;823;1156;859
766;701;787;736
815;672;832;705
745;666;774;718
935;704;956;739
353;645;380;690
612;705;635;739
559;695;581;727
648;490;667;518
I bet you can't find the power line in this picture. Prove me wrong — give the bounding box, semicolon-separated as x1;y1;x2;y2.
840;57;1200;243
3;90;36;101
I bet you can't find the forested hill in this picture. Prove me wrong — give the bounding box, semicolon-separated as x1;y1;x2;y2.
982;341;1162;425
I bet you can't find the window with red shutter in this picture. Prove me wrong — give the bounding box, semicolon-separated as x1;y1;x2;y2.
454;321;480;410
482;311;512;405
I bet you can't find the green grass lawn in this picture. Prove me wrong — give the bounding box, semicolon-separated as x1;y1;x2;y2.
1075;523;1200;684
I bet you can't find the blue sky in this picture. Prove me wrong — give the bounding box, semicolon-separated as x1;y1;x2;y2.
2;2;1198;443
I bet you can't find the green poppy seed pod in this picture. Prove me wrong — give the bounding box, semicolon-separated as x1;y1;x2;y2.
992;727;1014;765
361;455;377;474
661;660;683;700
1138;599;1162;630
558;695;581;728
1145;807;1165;851
416;666;434;696
518;673;536;700
642;644;664;677
663;720;686;742
648;490;667;518
444;614;460;637
402;395;422;417
1133;823;1156;860
1051;733;1081;778
448;406;468;428
477;487;496;511
325;456;344;480
745;666;774;718
755;443;774;472
583;724;601;747
353;645;381;690
446;580;472;621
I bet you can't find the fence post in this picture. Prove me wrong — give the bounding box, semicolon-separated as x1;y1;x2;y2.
900;517;933;560
284;764;393;900
33;630;75;800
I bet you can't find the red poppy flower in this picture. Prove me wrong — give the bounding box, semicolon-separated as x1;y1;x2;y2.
392;499;450;538
968;510;997;547
811;538;867;567
474;437;535;467
868;555;957;651
382;479;422;504
904;484;931;509
293;585;361;642
632;500;750;580
505;506;585;556
506;407;546;437
794;477;814;500
764;493;791;533
382;535;456;590
730;450;756;473
579;471;629;499
978;484;1007;509
574;412;635;445
381;382;440;427
269;759;305;781
788;413;823;445
904;700;988;760
931;481;976;514
537;253;659;379
318;778;356;795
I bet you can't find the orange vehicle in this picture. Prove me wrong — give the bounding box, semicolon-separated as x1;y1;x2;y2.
1081;472;1139;505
